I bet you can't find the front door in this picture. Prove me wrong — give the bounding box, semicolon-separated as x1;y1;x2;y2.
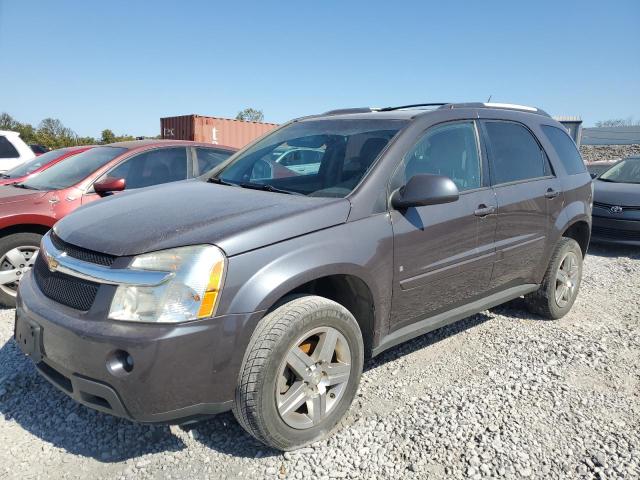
390;121;497;331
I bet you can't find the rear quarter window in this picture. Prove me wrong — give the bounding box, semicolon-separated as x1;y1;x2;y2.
541;125;586;175
0;136;19;158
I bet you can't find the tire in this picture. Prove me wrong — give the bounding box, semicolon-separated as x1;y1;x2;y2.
524;237;583;320
233;295;364;451
0;233;42;308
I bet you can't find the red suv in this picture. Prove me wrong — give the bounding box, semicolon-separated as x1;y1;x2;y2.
0;146;93;186
0;140;236;306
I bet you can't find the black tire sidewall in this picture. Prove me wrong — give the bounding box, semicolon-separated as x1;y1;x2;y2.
257;301;363;450
0;232;43;307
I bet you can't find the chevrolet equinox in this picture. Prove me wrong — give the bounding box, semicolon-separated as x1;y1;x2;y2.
15;102;592;450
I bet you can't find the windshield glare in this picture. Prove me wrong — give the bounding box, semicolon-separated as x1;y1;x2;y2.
4;147;76;178
599;158;640;184
217;119;407;197
22;147;127;190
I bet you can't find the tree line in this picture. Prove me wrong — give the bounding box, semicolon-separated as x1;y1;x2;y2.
0;112;142;149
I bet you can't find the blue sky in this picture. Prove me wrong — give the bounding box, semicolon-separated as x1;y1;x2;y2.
0;0;638;138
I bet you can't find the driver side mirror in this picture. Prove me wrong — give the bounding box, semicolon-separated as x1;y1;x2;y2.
590;172;598;179
391;174;459;209
94;177;126;197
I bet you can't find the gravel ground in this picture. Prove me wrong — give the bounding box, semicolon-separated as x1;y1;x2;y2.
0;244;638;480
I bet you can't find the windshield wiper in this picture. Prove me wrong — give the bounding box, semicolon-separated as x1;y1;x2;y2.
238;182;303;196
0;173;10;179
208;177;238;187
13;183;39;190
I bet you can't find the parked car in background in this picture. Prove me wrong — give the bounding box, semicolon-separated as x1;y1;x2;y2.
15;103;592;450
591;156;640;245
0;146;93;186
0;140;235;306
0;130;35;173
29;144;51;156
587;161;614;178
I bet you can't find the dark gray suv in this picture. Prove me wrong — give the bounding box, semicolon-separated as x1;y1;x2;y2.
15;103;592;450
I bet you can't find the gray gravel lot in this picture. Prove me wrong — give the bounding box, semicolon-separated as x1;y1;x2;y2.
0;244;638;479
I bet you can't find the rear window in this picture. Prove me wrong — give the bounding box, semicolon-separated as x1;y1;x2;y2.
195;147;233;175
22;147;126;190
0;136;19;159
541;125;586;175
483;121;547;184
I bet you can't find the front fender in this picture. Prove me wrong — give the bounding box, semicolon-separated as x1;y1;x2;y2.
217;214;394;338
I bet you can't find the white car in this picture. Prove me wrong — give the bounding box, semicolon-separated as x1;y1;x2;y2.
0;130;35;173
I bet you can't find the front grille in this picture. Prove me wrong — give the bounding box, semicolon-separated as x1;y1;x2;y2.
33;254;100;311
592;226;640;241
593;201;640;212
51;233;116;266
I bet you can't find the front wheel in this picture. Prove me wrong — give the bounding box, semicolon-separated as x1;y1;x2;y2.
0;233;42;308
233;295;364;451
524;237;583;319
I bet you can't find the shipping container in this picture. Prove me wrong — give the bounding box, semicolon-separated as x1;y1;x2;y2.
160;115;278;149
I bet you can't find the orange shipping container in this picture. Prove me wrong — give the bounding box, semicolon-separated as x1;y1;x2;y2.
160;115;278;149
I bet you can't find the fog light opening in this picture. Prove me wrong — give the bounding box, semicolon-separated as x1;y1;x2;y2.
106;350;134;376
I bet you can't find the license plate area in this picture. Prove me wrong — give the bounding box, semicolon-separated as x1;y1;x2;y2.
15;315;43;363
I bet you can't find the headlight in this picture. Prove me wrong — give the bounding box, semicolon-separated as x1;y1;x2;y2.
109;245;226;323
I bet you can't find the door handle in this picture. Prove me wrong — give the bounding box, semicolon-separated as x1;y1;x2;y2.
474;205;496;217
545;188;560;199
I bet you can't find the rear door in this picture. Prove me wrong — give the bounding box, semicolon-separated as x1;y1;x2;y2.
389;120;497;331
481;120;562;289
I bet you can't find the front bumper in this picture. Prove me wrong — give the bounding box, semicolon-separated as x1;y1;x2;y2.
591;215;640;246
15;271;264;423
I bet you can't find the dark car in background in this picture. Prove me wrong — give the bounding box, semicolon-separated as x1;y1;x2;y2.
14;102;593;450
0;146;93;186
29;144;51;156
0;140;235;306
587;161;615;178
591;156;640;245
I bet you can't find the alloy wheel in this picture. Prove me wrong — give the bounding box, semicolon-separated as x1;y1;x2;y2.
0;246;39;297
555;251;580;308
276;326;351;430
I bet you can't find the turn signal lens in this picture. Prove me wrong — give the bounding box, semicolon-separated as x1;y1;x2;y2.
197;260;224;318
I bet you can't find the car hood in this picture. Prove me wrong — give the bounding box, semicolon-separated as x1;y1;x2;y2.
0;185;47;204
54;180;352;257
593;180;640;207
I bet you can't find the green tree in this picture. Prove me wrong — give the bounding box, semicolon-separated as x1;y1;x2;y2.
34;118;78;148
0;113;37;144
101;129;116;144
236;108;265;122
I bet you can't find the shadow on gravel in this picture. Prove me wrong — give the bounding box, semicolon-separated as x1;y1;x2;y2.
365;312;492;371
0;338;187;463
587;243;640;259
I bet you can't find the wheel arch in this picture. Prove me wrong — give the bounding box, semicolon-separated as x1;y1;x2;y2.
0;223;52;239
561;220;590;257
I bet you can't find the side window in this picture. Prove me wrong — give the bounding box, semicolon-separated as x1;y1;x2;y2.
101;147;188;189
399;122;481;192
484;121;547;184
0;136;19;159
276;149;323;175
541;125;586;175
195;147;233;175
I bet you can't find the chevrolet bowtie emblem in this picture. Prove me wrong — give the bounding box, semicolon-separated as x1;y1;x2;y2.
46;254;59;272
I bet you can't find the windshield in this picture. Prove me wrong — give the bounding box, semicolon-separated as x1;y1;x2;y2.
22;146;127;190
3;147;77;179
599;158;640;184
216;119;407;197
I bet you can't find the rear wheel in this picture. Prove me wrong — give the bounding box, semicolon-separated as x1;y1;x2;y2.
0;233;42;308
524;237;583;319
233;295;364;451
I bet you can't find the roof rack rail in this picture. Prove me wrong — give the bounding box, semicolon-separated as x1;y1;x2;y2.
322;107;373;115
439;102;551;117
378;103;448;112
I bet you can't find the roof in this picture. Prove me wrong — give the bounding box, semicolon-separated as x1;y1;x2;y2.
304;102;551;122
104;139;236;151
0;130;20;136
